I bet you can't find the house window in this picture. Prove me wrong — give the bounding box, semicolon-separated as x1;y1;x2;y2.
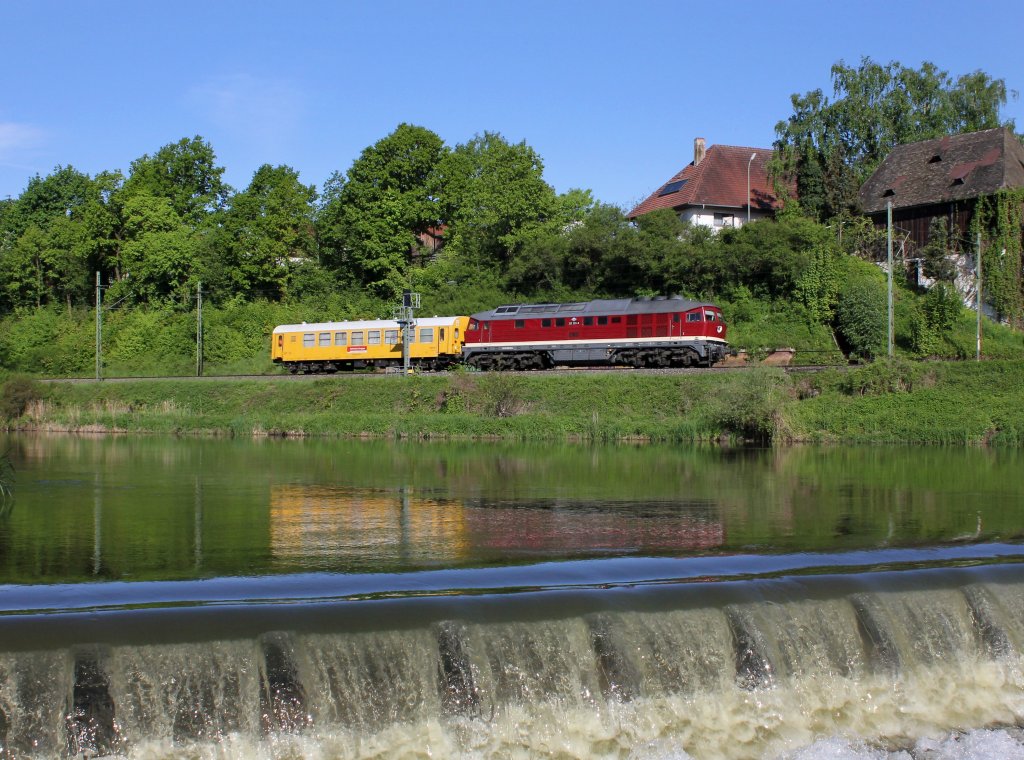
384;329;398;344
303;333;315;347
714;213;735;228
335;332;347;345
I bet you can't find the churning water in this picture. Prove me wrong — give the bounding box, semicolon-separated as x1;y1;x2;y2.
2;436;1024;758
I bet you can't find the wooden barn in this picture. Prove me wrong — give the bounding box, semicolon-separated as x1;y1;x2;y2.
858;126;1024;255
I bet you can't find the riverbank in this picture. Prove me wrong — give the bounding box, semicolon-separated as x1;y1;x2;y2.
3;360;1024;445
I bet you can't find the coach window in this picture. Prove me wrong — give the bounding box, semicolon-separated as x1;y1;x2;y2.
319;332;331;346
420;327;434;343
335;332;347;345
368;330;381;345
351;331;364;345
384;329;398;344
687;313;702;322
303;333;315;347
514;320;525;328
542;319;552;327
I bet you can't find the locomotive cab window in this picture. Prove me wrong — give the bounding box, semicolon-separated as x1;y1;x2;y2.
673;314;680;323
705;311;716;321
469;320;478;330
687;313;702;322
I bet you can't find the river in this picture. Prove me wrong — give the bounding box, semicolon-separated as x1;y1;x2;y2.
1;434;1023;759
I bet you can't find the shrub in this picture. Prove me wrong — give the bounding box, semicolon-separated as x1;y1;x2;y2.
835;275;886;359
0;375;43;420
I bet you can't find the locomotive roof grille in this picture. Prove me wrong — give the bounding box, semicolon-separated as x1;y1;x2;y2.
472;296;713;321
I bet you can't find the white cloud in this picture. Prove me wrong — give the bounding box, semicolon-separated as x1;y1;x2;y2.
0;121;45;161
186;73;306;156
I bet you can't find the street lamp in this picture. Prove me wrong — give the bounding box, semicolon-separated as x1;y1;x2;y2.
746;152;757;224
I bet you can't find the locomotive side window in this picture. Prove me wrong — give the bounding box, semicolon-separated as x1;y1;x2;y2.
303;333;315;347
597;316;608;326
611;317;621;324
542;319;552;327
335;332;347;345
673;314;680;323
420;328;434;343
384;329;398;344
555;318;565;327
583;317;593;326
515;320;525;328
352;331;364;345
687;313;702;322
319;332;331;346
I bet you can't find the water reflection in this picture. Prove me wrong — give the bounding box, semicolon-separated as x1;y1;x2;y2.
0;434;1022;584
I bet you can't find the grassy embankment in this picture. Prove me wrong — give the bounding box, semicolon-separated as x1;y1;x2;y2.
3;359;1024;445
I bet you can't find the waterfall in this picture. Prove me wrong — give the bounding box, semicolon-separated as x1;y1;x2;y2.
3;573;1024;758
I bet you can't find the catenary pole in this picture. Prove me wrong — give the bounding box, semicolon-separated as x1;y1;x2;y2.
976;232;982;361
95;272;102;381
196;281;204;377
887;202;893;358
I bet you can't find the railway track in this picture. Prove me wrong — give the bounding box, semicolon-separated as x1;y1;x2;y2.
40;363;846;383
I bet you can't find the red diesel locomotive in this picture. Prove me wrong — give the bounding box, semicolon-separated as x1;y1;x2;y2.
462;295;729;370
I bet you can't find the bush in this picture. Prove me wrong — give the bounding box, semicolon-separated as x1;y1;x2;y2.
707;367;787;442
0;375;43;420
835;275;886;359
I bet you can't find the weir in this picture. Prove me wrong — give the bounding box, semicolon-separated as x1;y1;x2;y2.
3;568;1024;758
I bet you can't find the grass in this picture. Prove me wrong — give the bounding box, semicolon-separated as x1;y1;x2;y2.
6;359;1024;446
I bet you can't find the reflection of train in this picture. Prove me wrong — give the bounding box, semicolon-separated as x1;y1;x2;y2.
271;296;728;373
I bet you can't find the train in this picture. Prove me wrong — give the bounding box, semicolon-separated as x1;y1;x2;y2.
271;295;728;373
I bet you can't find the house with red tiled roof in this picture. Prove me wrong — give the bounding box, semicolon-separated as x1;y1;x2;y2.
628;138;785;229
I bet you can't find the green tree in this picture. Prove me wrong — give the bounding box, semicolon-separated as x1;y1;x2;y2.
123;136;229;227
437;132;559;273
318;124;447;298
204;164;318;301
111;194;198;304
773;58;1012;221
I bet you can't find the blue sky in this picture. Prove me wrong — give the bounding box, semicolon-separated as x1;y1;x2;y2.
2;0;1022;211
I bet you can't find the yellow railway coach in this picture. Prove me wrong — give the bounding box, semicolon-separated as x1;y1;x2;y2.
271;316;470;373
